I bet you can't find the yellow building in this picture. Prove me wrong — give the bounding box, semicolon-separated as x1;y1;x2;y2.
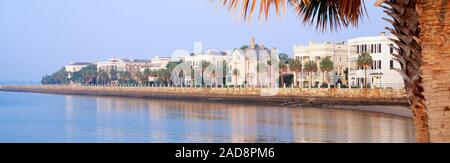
293;41;348;87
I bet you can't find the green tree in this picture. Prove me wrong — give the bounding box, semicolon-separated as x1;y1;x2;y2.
279;53;290;64
240;45;249;50
41;67;69;84
357;52;373;88
163;61;182;85
143;68;153;84
304;61;318;88
80;65;98;84
69;64;97;84
109;68;118;81
320;57;334;85
288;58;302;87
201;61;211;86
157;69;171;85
278;53;289;87
97;70;110;84
279;61;288;87
118;71;134;85
166;61;181;73
134;71;145;84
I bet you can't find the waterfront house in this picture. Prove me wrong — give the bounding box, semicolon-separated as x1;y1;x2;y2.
149;56;171;71
182;50;228;86
65;62;92;79
126;59;151;81
293;41;348;87
227;37;278;87
347;33;405;89
97;58;130;73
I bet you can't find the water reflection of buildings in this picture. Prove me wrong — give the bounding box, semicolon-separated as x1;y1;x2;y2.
230;106;257;143
291;107;415;143
91;97;261;142
64;95;75;142
62;95;415;143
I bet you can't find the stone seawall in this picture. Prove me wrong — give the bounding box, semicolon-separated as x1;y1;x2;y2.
0;85;412;117
0;85;408;106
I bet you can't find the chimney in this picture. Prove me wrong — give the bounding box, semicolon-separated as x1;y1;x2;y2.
379;32;386;36
250;37;256;49
272;47;277;53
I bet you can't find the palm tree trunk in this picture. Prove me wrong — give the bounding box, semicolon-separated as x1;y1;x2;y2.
322;71;325;85
381;0;450;142
364;67;367;88
416;0;450;143
327;71;331;85
280;73;284;87
293;71;297;87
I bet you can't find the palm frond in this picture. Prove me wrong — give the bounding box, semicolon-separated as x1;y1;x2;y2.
217;0;367;32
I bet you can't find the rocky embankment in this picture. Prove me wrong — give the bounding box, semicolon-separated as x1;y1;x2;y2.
0;85;412;117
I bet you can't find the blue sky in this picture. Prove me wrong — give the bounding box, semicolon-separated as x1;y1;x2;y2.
0;0;389;81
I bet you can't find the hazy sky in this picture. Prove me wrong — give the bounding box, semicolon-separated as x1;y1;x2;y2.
0;0;390;81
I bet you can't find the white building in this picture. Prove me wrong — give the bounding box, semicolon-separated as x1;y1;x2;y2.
126;59;151;81
293;41;348;87
65;62;91;73
227;37;278;87
65;62;92;79
97;58;130;73
348;33;405;89
149;56;171;71
182;50;228;86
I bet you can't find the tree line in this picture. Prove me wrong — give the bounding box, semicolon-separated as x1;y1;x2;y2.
41;62;182;85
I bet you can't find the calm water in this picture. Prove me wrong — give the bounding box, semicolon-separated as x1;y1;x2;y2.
0;91;415;143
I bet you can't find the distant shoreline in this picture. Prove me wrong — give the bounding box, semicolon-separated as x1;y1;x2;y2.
0;85;412;117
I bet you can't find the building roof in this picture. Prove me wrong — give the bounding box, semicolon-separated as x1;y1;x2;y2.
69;62;92;66
105;58;131;63
131;59;151;63
348;33;396;44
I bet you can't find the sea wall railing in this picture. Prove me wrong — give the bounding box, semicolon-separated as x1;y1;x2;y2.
1;84;407;99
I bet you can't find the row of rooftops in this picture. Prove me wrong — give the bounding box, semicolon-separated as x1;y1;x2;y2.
68;56;171;66
68;37;275;66
293;32;393;48
68;34;391;66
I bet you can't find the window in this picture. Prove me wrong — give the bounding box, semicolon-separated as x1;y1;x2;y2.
390;60;394;70
371;44;374;53
357;45;360;54
390;44;394;54
378;60;382;69
378;44;382;53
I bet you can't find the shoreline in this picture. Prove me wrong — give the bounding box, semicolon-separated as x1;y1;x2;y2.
0;85;412;117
